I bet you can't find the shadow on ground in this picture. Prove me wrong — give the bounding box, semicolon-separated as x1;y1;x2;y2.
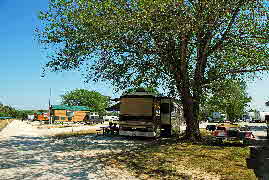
99;136;258;180
0;134;144;179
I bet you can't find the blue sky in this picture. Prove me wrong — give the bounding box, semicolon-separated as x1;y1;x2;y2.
0;0;268;111
0;0;118;110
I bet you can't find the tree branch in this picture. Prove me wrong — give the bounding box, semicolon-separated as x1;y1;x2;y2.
203;67;269;86
221;67;269;76
208;1;244;55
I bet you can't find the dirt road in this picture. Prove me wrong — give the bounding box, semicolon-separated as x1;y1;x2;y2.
0;120;139;180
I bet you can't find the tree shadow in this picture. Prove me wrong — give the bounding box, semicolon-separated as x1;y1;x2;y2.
0;134;145;179
97;135;256;179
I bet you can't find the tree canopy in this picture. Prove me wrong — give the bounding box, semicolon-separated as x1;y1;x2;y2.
37;0;269;140
60;89;109;114
200;80;252;121
123;87;161;95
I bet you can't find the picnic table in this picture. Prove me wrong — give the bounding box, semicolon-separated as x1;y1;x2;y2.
99;126;109;134
99;123;119;135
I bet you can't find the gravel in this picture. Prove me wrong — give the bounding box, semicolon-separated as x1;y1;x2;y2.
0;120;140;180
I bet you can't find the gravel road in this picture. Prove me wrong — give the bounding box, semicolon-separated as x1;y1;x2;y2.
0;120;140;180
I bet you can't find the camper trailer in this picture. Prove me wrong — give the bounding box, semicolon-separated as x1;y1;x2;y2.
118;91;173;137
242;111;269;123
33;112;49;121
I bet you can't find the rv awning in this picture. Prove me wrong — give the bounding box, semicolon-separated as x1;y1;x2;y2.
51;105;93;111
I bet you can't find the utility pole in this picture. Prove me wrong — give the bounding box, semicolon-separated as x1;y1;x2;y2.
49;88;52;124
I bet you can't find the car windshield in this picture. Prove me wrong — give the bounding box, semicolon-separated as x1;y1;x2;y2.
216;127;226;130
229;127;239;131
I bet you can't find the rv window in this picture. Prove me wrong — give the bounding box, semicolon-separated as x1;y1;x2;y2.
160;103;170;114
53;116;59;120
61;117;65;120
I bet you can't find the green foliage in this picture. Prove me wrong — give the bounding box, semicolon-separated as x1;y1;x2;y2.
0;103;28;118
21;110;36;115
60;89;109;114
37;0;269;89
123;87;161;95
37;109;48;113
105;111;119;116
201;80;252;121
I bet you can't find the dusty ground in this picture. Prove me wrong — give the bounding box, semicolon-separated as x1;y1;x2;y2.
1;120;259;180
0;120;141;180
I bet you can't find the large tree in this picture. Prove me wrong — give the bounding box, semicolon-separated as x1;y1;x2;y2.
37;0;269;141
61;89;109;114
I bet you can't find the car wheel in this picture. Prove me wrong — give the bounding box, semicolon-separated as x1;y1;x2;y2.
243;139;250;146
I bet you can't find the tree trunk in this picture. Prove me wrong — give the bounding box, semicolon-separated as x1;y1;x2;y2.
181;90;201;141
175;34;202;141
180;31;210;141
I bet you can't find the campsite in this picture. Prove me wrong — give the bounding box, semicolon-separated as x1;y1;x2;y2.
0;106;268;179
1;0;269;179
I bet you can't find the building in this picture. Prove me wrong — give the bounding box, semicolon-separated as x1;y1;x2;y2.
50;105;97;122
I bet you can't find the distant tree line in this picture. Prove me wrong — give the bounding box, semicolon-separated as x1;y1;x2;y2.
0;103;27;118
0;103;48;119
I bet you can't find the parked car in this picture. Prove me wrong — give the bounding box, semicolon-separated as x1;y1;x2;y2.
206;125;216;131
213;124;255;145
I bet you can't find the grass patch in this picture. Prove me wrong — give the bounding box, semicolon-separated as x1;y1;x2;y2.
0;119;14;131
103;136;255;180
51;129;99;139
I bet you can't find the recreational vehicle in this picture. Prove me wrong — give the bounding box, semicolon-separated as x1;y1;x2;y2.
118;91;173;137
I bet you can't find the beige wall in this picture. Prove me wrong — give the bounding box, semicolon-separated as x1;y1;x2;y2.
120;98;153;116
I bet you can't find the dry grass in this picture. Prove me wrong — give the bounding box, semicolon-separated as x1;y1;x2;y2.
0;119;14;131
36;124;94;129
103;135;256;180
37;125;78;129
52;129;100;139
